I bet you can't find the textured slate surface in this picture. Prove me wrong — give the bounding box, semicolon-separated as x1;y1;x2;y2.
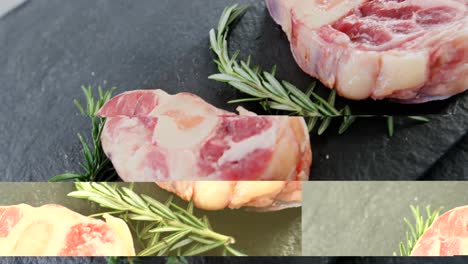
303;182;468;256
0;0;466;181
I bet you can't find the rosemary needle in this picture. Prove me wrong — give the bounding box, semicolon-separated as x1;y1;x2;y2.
397;205;441;256
68;182;245;256
209;4;429;136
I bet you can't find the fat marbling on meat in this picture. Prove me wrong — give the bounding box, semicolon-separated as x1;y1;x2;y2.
156;181;302;211
0;204;135;256
266;0;468;103
97;90;311;181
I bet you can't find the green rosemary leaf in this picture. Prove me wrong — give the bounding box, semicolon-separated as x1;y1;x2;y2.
165;196;174;207
408;116;430;122
338;116;357;135
263;71;288;97
203;215;213;230
268;101;300;112
87;210;125;218
189;235;216;245
227;98;264;104
305;82;316;97
328;89;336;106
49;173;83;182
208;73;240;83
67;190;100;199
128;214;161;222
170;239;194;252
175;212;205;229
88;196;126;211
307;117;319;132
149;227;185;233
91;181;115;196
387;116;394;137
240;61;261;82
282;81;318;113
183;241;225;256
227;5;248;25
404;217;417;242
186;201;194;215
73;99;85;116
225;246;247;256
318;117;332;135
148;223;163;247
120;187;147;209
142;194;177;220
228;81;265;98
144;230;192;256
270;65;277;77
309;92;340;116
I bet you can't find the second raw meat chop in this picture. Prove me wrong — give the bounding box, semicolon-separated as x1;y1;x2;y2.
266;0;467;103
97;90;312;181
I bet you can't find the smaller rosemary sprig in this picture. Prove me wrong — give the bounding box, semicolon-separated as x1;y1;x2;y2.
50;85;117;182
397;205;441;256
68;182;245;256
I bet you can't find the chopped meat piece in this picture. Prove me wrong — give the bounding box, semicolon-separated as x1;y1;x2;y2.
0;204;135;256
266;0;468;103
97;90;312;181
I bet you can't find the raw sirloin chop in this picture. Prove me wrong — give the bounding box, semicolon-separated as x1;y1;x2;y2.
266;0;468;103
97;90;312;181
0;204;135;256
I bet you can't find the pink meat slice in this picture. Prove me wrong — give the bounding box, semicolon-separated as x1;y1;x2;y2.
97;90;312;181
0;204;135;256
411;206;468;256
266;0;468;103
156;181;302;211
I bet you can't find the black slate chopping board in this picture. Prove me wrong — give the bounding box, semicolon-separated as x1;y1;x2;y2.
0;0;466;181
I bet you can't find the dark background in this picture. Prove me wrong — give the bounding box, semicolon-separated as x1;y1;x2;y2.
0;0;466;181
1;257;468;264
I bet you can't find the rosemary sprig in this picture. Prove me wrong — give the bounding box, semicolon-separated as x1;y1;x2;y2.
397;205;441;256
68;182;245;256
50;85;117;182
209;4;429;136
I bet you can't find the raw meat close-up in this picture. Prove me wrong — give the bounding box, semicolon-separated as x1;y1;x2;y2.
266;0;468;103
156;181;302;211
97;90;312;181
411;205;468;256
0;204;135;256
